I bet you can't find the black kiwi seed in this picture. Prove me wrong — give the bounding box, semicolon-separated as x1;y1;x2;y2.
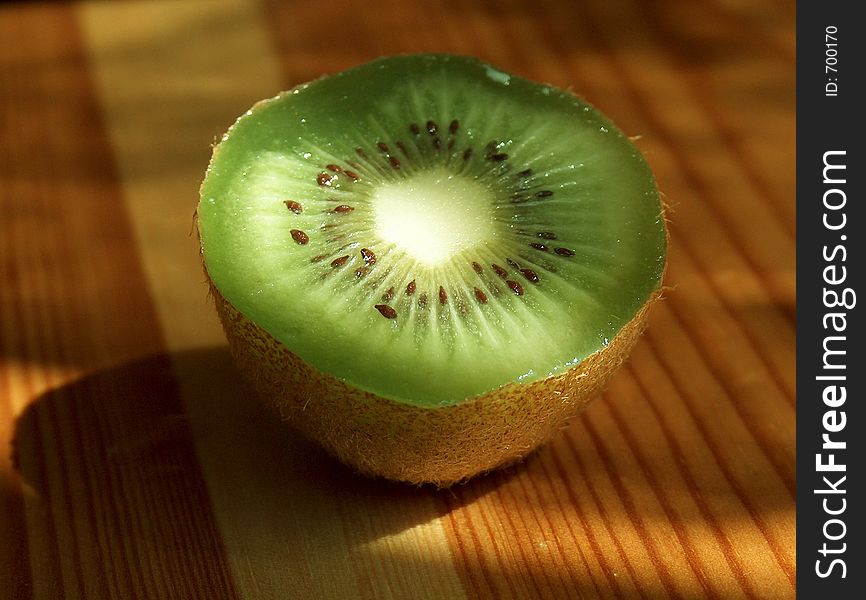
492;264;508;279
506;280;525;296
474;288;488;304
332;205;354;213
284;200;303;214
325;164;342;173
530;242;548;252
555;247;575;257
344;170;360;181
426;120;438;135
360;248;377;265
355;266;370;278
388;155;401;169
377;141;390;153
438;286;448;305
316;173;332;187
310;254;328;263
449;119;459;135
488;153;508;162
331;255;349;268
536;190;554;198
383;287;395;302
506;258;520;269
291;229;309;245
375;304;397;319
517;168;533;178
355;147;368;159
472;261;484;274
462;147;473;161
406;279;416;295
520;268;540;283
538;231;557;240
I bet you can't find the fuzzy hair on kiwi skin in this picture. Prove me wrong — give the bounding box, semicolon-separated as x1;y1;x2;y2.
202;253;663;487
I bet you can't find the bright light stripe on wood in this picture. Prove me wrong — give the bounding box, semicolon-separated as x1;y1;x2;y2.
79;1;468;598
76;0;255;354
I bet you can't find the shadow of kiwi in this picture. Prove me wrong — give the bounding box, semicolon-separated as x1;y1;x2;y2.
11;347;794;595
0;474;33;599
10;348;516;593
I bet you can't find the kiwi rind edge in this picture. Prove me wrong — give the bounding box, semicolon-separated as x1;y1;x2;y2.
203;259;663;487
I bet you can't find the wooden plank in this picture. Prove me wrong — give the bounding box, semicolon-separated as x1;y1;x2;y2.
0;4;240;598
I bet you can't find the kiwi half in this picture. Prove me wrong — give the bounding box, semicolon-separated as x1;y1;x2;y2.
197;54;666;486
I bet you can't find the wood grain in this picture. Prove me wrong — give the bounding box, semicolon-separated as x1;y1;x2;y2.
1;0;795;598
1;3;239;599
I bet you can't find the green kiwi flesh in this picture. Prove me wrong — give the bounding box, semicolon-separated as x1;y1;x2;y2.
198;54;666;411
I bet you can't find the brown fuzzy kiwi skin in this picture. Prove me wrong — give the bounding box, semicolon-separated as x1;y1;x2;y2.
203;258;663;487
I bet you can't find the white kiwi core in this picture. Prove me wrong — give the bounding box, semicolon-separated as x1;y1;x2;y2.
373;168;496;266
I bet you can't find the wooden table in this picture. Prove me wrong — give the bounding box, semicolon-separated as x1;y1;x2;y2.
0;1;795;598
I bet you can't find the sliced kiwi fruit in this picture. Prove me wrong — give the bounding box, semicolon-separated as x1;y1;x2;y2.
197;54;666;486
